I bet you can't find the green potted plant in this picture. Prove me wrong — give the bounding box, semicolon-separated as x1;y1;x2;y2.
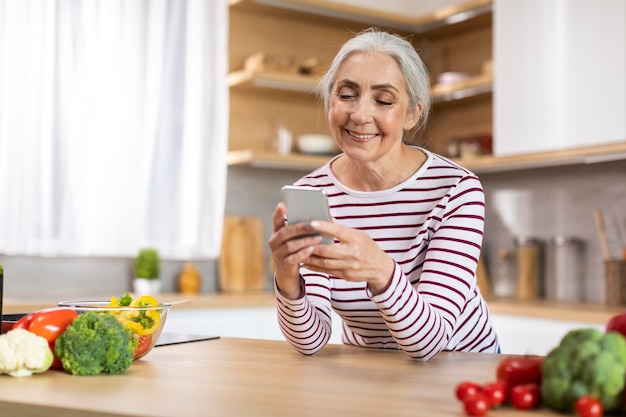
132;248;161;295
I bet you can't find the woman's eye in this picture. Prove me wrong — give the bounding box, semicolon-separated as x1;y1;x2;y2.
339;93;356;100
376;99;392;106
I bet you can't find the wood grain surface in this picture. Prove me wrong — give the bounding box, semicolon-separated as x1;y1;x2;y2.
0;337;578;417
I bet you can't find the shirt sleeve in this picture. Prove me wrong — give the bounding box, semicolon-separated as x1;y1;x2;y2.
274;272;333;355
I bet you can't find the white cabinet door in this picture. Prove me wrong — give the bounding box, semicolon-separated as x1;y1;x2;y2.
494;0;626;156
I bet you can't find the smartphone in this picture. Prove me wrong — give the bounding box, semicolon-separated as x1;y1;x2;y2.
281;185;333;244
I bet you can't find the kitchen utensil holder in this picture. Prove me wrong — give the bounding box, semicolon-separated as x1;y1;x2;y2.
605;260;626;306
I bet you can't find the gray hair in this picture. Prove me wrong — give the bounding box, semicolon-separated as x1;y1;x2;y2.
318;28;431;144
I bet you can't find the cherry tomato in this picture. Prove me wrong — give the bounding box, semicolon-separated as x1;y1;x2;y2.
510;383;541;410
575;396;603;417
464;393;490;416
496;355;544;389
133;334;153;359
482;381;507;407
455;381;482;402
15;307;78;369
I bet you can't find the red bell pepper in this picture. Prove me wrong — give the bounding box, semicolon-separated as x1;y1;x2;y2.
496;355;544;395
14;307;78;369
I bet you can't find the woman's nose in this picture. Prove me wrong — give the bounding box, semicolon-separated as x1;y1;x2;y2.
349;99;372;124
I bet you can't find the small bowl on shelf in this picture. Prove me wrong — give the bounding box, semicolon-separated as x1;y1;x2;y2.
57;298;172;360
296;134;339;155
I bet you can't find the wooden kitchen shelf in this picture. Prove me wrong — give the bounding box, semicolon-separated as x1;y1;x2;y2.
227;150;334;170
460;140;626;173
228;69;319;93
229;66;492;100
228;140;626;173
229;0;492;34
431;74;492;104
228;0;493;169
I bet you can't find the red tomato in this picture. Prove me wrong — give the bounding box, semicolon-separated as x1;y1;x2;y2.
606;312;626;338
464;393;490;417
482;381;507;407
575;396;603;417
455;381;482;402
15;307;78;369
133;334;153;359
510;383;541;410
496;355;544;389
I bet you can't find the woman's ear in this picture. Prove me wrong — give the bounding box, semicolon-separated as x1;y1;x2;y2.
404;103;423;131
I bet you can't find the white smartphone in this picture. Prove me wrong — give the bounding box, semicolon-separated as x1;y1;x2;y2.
281;185;333;244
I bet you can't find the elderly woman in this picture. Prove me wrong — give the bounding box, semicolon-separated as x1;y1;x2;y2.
268;28;499;361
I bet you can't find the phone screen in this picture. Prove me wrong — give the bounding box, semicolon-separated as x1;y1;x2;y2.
281;185;333;244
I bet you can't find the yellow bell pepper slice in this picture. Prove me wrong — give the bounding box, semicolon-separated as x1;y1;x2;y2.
106;293;162;335
135;310;161;336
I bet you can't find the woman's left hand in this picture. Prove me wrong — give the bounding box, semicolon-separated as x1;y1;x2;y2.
303;220;395;295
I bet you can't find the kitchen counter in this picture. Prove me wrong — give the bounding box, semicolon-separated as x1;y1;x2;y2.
4;291;624;324
0;337;569;417
1;291;276;314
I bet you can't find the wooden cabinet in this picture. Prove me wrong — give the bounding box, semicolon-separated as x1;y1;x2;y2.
228;0;493;166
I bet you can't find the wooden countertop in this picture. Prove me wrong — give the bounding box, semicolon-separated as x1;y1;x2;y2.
0;337;568;417
4;291;625;324
2;291;277;315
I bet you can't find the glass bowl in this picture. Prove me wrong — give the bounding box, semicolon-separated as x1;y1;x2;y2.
57;299;172;360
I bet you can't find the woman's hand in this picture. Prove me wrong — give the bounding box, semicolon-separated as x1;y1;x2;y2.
268;202;324;299
303;220;395;295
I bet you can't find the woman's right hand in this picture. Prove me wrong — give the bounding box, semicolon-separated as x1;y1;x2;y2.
268;202;324;299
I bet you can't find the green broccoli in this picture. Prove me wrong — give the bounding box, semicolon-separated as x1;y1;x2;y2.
55;311;138;375
118;292;133;306
541;328;626;413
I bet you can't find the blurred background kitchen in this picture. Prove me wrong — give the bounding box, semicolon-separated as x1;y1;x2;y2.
1;0;626;313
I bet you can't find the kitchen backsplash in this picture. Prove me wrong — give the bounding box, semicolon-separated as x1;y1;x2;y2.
2;157;625;304
225;157;626;304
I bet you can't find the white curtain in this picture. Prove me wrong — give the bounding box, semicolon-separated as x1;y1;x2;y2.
0;0;229;259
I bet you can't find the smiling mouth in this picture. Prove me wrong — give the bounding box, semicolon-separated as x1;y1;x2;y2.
347;130;378;140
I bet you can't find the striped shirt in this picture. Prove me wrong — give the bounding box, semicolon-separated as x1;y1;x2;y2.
275;147;500;361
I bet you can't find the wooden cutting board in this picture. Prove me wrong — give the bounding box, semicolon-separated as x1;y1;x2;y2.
219;215;267;292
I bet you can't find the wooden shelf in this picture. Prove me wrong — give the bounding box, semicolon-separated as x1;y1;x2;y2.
228;150;332;170
228;69;319;93
459;140;626;174
228;0;494;169
229;0;492;34
228;140;626;173
431;74;492;104
230;67;492;100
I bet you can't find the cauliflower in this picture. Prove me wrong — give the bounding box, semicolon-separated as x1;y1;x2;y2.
541;328;626;412
0;328;54;377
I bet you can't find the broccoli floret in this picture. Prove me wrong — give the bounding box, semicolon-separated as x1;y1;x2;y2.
135;314;155;330
119;292;133;307
55;311;136;375
542;328;626;413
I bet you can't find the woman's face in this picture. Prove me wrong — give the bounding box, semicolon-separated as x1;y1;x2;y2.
328;51;420;164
